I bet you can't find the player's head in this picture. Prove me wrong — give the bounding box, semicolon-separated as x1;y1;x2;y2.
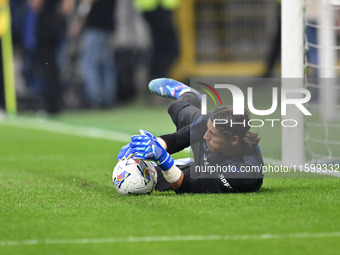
204;106;260;155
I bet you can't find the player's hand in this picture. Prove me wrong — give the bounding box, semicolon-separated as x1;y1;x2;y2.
139;129;157;140
130;135;163;161
130;130;174;170
116;144;134;161
116;130;161;161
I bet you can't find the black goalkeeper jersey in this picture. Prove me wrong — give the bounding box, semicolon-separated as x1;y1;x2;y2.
160;112;264;193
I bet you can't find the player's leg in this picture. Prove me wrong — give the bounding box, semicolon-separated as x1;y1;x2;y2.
148;78;202;130
100;31;117;107
80;28;103;107
149;78;201;100
167;92;202;130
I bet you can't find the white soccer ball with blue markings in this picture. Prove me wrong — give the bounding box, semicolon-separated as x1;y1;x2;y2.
112;158;157;195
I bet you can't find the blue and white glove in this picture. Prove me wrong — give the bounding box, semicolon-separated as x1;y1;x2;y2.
116;144;133;161
130;130;174;170
116;130;158;160
116;130;162;161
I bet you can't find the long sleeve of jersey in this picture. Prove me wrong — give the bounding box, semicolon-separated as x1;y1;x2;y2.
160;114;210;154
159;125;190;154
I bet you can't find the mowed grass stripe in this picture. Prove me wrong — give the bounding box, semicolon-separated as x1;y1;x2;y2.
1;231;340;246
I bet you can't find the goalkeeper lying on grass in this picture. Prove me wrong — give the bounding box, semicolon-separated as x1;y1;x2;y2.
117;78;264;193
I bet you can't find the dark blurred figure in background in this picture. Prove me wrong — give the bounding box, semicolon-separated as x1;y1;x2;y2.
113;0;147;103
21;0;44;109
0;40;4;113
70;0;117;108
33;0;74;114
262;1;281;78
134;0;180;80
9;0;26;45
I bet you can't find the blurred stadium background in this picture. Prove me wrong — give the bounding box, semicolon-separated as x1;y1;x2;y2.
4;0;281;111
1;1;340;254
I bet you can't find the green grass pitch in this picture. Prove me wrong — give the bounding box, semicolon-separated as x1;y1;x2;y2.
0;102;339;255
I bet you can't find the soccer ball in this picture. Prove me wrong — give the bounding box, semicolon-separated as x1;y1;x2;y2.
112;158;157;195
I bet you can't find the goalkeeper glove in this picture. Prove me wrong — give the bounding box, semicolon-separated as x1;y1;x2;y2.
116;130;161;160
116;144;133;160
130;130;174;170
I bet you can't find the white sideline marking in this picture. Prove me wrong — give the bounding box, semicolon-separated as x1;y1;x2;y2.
0;116;131;143
0;232;339;246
